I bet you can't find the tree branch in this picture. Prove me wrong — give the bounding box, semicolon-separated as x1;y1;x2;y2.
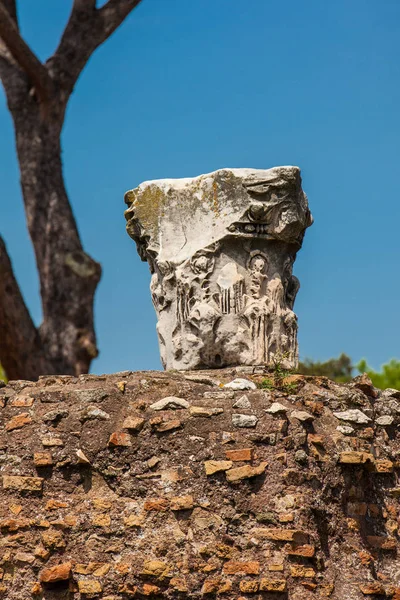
0;1;17;67
98;0;143;38
0;2;53;103
0;235;52;380
1;0;17;25
72;0;96;8
49;0;142;94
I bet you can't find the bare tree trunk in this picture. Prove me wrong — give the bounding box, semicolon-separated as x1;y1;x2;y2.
0;0;142;380
1;87;101;379
15;97;100;376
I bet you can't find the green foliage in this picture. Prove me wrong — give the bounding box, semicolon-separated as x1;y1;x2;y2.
259;353;297;394
259;378;274;390
298;353;353;383
297;353;400;390
282;381;298;394
0;363;7;383
357;358;400;390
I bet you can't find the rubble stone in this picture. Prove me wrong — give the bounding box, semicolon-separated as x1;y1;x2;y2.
3;475;43;492
225;448;253;462
39;562;71;583
232;413;258;428
5;413;32;431
225;462;267;482
333;409;371;424
291;410;314;422
224;379;257;391
204;460;233;475
122;416;145;431
339;451;374;464
108;432;131;447
149;396;189;410
232;395;252;409
265;402;288;414
376;415;394;426
190;406;223;417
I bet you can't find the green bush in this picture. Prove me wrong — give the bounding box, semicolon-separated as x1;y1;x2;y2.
357;358;400;390
298;353;400;391
298;353;353;382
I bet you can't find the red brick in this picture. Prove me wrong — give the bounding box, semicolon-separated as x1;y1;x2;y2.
40;562;71;583
108;432;131;447
144;498;169;512
225;448;253;462
223;561;259;575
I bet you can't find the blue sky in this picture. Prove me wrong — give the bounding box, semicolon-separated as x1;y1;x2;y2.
1;0;399;373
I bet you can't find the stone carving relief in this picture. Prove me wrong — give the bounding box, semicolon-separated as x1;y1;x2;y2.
124;167;313;370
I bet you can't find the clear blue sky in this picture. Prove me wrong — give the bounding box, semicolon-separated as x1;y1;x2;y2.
1;0;399;373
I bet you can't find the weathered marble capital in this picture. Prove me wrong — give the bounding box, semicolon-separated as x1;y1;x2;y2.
124;167;313;370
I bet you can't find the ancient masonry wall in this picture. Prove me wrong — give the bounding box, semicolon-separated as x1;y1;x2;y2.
0;369;400;599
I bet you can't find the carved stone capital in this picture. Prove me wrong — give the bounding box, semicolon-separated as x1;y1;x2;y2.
125;167;312;370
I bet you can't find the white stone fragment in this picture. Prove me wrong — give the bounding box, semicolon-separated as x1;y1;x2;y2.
333;409;371;424
222;431;235;443
149;396;189;410
42;409;69;421
265;402;288;414
388;400;400;413
203;391;234;399
232;413;258;428
381;388;400;399
233;395;252;409
291;410;314;422
376;415;394;426
74;389;107;403
76;449;91;464
224;378;257;391
189;406;224;417
336;425;354;435
81;406;110;421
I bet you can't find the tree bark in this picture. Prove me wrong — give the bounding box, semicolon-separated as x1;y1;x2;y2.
0;236;53;380
16;105;101;376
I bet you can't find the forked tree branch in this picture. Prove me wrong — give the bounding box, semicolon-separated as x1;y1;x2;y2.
0;0;144;380
0;236;52;381
0;2;53;102
51;0;143;93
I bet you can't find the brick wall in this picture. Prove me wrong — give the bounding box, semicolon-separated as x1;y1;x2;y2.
0;369;399;599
